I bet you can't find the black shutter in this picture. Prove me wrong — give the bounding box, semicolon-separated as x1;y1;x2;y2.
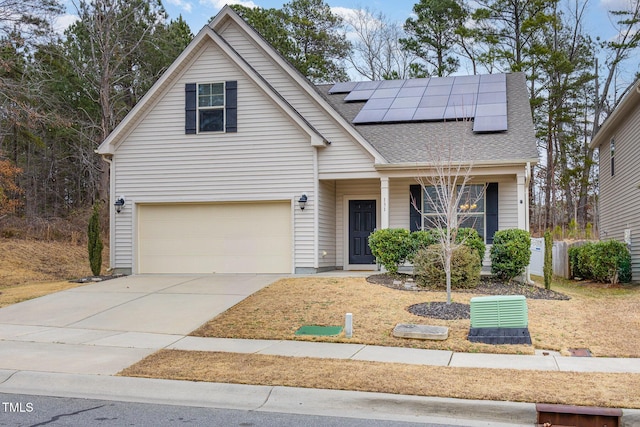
486;182;499;244
225;80;237;133
185;83;196;134
409;184;422;232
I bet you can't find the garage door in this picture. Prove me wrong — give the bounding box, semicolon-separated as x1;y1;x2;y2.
137;202;291;274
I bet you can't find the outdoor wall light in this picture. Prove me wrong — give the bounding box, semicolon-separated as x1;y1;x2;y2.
114;196;126;213
298;194;308;210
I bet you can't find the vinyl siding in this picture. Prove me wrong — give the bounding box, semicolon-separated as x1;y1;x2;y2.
318;180;337;268
599;101;640;281
112;42;315;271
218;22;378;176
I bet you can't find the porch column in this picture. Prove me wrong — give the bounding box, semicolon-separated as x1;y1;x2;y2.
517;170;527;230
381;177;389;229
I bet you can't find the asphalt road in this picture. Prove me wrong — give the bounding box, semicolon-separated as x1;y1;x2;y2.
0;393;468;427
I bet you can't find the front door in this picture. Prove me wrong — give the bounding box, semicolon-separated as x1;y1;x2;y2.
349;200;376;265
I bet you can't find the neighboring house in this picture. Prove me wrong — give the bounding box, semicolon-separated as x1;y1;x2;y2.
590;79;640;282
97;6;538;275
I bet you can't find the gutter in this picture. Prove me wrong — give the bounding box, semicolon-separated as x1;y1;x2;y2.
374;158;540;170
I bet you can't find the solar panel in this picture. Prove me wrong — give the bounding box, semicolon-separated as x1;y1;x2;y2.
473;115;508;132
379;79;406;89
370;88;401;99
413;106;445;121
328;82;358;94
447;93;477;108
390;96;421;109
475;102;507;117
419;95;449;108
450;83;479;94
454;75;481;84
480;73;506;83
402;78;430;88
353;109;387;123
477;91;507;104
478;82;506;93
362;97;395;110
398;86;426;98
353;81;381;91
344;90;376;102
424;84;453;96
340;73;509;132
383;108;417;122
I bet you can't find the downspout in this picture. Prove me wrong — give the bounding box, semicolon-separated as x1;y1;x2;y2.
313;147;319;272
101;155;115;272
525;162;533;284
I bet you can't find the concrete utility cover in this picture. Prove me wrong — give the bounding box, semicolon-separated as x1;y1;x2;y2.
393;324;449;340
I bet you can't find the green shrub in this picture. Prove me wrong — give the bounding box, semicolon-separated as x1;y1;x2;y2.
456;228;486;266
407;230;438;262
414;244;481;289
490;229;531;281
87;203;103;276
543;230;552;289
368;228;411;274
568;242;593;279
568;240;631;284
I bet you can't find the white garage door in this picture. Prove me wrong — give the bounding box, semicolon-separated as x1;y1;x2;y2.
138;202;292;274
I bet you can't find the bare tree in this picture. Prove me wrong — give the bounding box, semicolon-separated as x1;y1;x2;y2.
343;7;415;80
412;119;485;304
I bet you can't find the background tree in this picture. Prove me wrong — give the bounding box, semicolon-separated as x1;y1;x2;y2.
344;7;414;80
400;0;468;77
0;152;23;215
283;0;350;83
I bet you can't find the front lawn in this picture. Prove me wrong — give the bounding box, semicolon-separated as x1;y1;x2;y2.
191;275;640;357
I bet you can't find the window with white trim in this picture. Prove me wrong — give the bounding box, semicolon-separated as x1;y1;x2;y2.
421;184;486;240
198;82;225;132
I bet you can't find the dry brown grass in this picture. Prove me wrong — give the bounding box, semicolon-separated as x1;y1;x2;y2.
192;276;640;357
121;350;640;408
0;239;99;306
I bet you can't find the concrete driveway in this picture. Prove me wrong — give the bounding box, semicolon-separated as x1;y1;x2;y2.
0;274;280;375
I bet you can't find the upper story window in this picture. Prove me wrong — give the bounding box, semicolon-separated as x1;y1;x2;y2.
198;83;225;132
610;138;615;176
185;81;237;135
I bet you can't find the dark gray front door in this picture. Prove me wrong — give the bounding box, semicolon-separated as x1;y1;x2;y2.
349;200;376;264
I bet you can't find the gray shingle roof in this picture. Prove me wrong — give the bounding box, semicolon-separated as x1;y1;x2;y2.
315;72;539;165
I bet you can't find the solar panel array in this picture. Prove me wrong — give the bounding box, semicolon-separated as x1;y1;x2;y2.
328;74;508;132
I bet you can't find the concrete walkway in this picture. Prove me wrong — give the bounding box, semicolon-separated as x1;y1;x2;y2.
0;274;638;426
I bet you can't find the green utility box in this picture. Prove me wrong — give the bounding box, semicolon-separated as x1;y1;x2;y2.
468;295;531;345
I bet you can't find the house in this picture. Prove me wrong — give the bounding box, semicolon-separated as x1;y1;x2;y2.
96;6;538;275
590;79;640;281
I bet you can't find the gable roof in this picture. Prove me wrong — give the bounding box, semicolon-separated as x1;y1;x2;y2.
98;10;329;155
316;72;539;167
590;79;640;149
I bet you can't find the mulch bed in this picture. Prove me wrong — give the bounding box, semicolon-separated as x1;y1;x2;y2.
367;273;570;320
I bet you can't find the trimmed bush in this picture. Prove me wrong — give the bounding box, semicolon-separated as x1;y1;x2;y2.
407;230;438;262
543;230;553;289
490;229;531;281
414;244;481;289
368;228;411;274
456;228;486;266
87;203;103;276
569;240;631;284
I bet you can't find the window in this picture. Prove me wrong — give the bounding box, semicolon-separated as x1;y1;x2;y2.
185;81;237;134
409;183;498;244
198;83;225;132
610;138;615;176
